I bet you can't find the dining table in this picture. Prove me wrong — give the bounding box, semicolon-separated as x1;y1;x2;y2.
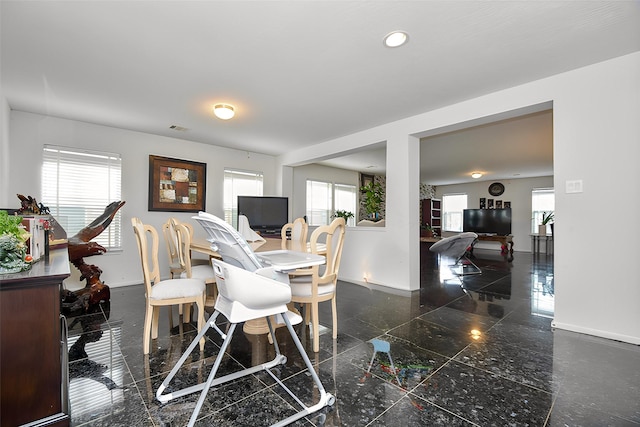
190;236;326;257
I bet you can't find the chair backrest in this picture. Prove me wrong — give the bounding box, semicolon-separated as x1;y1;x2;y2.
309;217;346;285
162;217;181;272
162;218;197;274
170;218;197;278
281;217;308;250
193;212;263;271
132;217;162;294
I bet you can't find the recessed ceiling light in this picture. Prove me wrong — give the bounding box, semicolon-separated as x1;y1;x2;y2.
471;172;483;179
383;31;408;48
213;104;235;120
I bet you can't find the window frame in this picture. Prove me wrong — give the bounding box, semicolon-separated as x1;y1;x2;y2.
531;188;555;233
333;182;357;226
223;168;264;228
41;145;122;250
442;193;467;232
305;180;357;226
306;179;333;226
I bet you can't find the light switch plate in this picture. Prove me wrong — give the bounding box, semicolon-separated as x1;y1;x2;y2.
565;179;583;193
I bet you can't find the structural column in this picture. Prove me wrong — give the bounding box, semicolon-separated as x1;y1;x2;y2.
385;132;421;291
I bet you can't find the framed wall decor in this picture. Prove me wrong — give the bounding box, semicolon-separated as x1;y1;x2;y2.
360;173;374;191
148;155;206;212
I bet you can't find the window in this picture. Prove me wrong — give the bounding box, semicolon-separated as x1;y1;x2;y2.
306;180;332;226
442;193;467;232
306;180;357;226
41;145;122;250
224;169;263;228
532;188;554;233
334;183;357;226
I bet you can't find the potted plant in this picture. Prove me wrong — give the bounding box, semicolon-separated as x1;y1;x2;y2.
332;210;354;224
360;181;384;220
539;212;554;235
0;210;32;273
421;223;435;238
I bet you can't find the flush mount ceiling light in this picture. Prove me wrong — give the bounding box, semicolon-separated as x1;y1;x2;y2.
471;172;483;179
213;104;235;120
383;31;408;48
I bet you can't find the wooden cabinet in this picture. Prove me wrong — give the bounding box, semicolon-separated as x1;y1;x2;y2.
421;198;441;235
0;248;70;427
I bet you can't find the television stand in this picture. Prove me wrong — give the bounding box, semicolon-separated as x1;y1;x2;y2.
471;234;514;261
258;230;281;237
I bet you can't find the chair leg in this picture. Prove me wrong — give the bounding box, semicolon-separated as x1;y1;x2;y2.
168;306;174;330
311;301;320;352
152;307;160;339
205;281;217;308
304;303;311;325
196;294;205;352
331;296;338;340
184;303;192;323
144;304;153;355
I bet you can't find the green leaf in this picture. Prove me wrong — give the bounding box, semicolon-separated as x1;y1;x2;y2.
0;210;25;240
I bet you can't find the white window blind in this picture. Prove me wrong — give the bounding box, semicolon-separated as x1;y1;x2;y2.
334;183;357;226
532;188;554;233
442;193;467;232
41;145;122;250
306;180;332;226
224;169;263;228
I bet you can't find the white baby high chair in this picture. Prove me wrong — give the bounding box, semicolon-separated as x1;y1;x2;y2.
156;212;335;427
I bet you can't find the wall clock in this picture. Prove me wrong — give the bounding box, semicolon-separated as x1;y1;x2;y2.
488;182;505;196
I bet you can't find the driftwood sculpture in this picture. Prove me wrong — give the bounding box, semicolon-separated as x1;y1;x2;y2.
61;200;126;314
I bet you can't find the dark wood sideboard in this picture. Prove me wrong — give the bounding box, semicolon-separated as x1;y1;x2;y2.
1;248;70;427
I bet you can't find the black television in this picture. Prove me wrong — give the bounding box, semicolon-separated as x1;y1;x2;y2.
463;208;512;236
237;196;289;235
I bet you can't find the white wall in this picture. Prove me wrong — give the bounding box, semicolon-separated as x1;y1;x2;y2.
0;0;7;207
5;111;278;289
0;95;9;208
279;52;640;344
550;54;639;344
435;176;554;252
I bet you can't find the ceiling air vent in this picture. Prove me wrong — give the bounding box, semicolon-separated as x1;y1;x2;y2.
169;125;188;131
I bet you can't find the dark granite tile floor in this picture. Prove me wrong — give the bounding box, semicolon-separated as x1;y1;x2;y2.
65;247;640;426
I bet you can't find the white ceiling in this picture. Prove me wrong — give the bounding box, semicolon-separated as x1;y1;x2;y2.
2;1;639;184
318;108;554;184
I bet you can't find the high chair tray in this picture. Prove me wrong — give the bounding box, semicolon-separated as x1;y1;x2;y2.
257;249;324;271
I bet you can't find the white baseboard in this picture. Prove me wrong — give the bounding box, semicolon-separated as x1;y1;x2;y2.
552;320;640;345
